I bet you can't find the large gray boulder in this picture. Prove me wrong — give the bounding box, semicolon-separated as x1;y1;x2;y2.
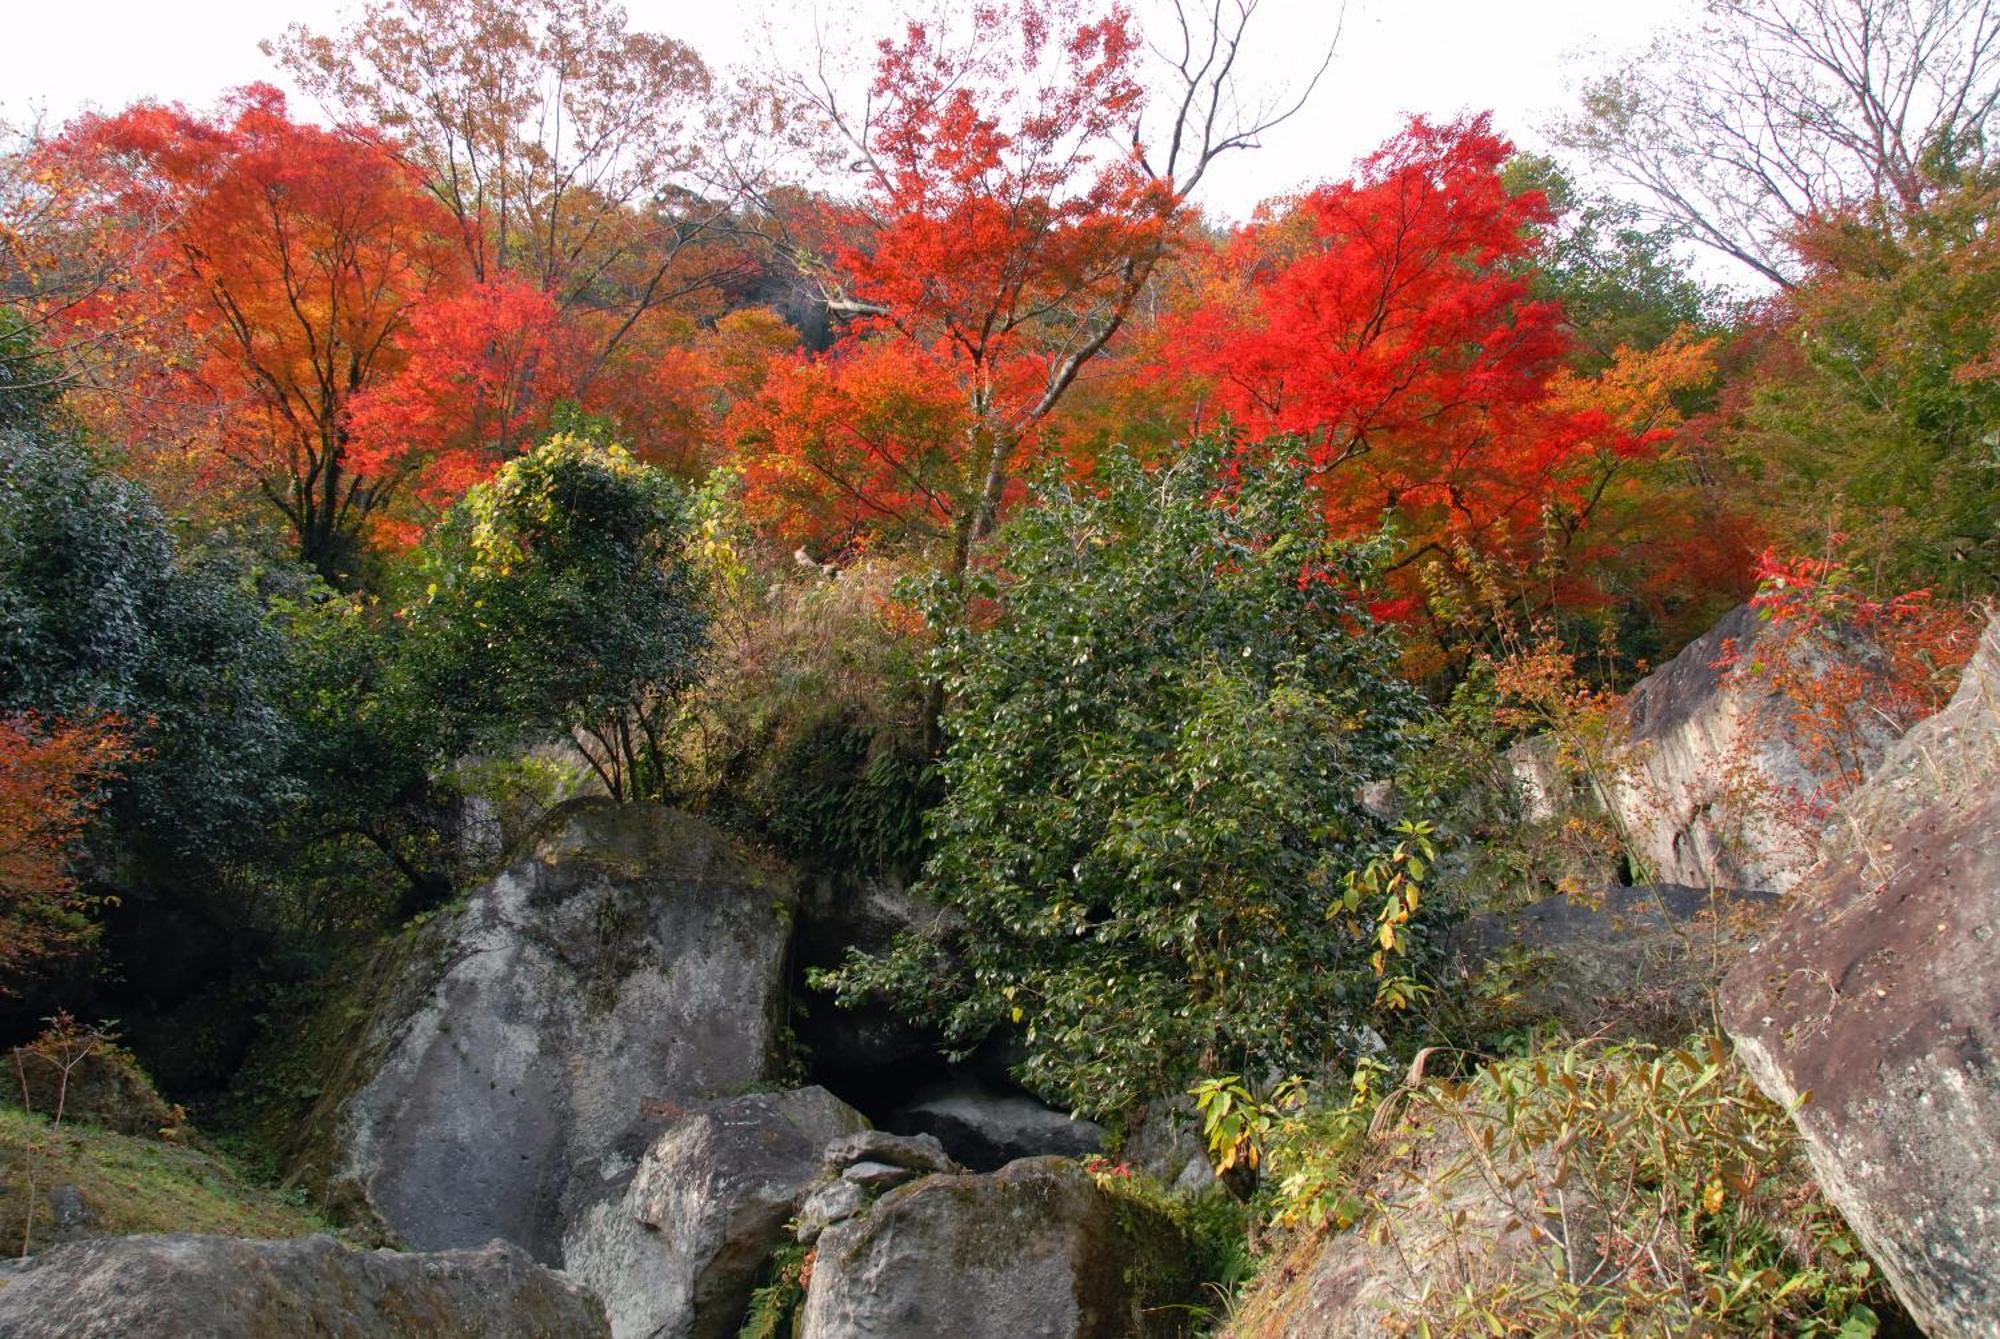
1514;605;1889;894
798;1157;1196;1339
887;1077;1105;1171
0;1233;608;1338
561;1087;866;1339
335;800;796;1262
1722;614;2000;1338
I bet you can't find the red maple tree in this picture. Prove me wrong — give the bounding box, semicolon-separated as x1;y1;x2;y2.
46;85;466;578
1176;118;1601;544
346;275;576;527
762;0;1323;566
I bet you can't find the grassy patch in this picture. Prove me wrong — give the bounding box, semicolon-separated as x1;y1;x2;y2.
0;1105;333;1254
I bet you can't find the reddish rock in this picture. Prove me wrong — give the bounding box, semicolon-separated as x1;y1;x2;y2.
1721;616;2000;1337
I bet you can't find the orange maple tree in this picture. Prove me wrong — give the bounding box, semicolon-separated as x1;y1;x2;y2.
726;338;973;549
1170;118;1598;548
47;86;466;578
0;715;130;988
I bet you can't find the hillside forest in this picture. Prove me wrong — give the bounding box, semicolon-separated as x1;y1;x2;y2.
2;0;1998;1334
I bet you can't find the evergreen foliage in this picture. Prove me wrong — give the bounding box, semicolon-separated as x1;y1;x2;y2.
821;437;1428;1117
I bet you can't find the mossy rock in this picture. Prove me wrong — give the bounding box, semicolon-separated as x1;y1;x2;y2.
800;1157;1200;1338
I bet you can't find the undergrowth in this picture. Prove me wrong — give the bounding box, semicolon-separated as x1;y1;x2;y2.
1230;1034;1900;1337
0;1105;333;1252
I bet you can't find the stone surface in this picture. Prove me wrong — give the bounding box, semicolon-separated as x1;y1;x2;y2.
1440;883;1773;1043
840;1159;916;1190
5;1042;177;1138
795;1178;868;1243
1123;1100;1216;1198
0;1233;608;1338
561;1086;866;1339
886;1077;1105;1171
798;1157;1195;1339
1512;604;1889;894
334;800;796;1262
821;1129;958;1176
1721;614;2000;1339
1619;605;1897;892
43;1183;93;1231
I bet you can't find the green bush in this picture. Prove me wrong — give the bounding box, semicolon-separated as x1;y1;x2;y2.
0;429;300;866
745;704;930;875
404;431;707;802
820;437;1429;1118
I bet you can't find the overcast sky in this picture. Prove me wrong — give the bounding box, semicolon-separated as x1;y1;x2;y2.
6;0;1693;221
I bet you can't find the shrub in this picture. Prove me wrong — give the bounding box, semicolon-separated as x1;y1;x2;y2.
672;476;933;877
404;431;707;801
0;430;300;866
820;437;1429;1118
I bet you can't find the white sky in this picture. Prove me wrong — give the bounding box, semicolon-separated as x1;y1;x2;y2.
7;0;1692;220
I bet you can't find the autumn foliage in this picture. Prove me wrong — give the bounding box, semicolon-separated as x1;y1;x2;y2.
1155;121;1630;605
1716;551;1980;800
46;85;466;575
755;0;1179;560
1088;114;1763;659
725;339;972;550
14;8;1767;647
0;715;130;987
346;276;575;529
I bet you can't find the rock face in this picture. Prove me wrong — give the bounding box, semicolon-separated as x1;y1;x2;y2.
1441;883;1773;1043
1721;615;2000;1339
0;1233;608;1338
1516;604;1886;894
562;1087;866;1339
798;1157;1196;1339
887;1077;1105;1171
1123;1100;1217;1198
335;800;795;1262
797;1131;966;1244
792;877;949;1089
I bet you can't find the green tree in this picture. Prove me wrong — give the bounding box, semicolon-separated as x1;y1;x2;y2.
821;437;1428;1118
1504;155;1720;371
1733;171;2000;593
405;429;707;801
0;429;298;867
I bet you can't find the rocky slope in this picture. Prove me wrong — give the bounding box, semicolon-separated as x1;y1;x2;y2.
1721;613;2000;1337
32;608;1998;1336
